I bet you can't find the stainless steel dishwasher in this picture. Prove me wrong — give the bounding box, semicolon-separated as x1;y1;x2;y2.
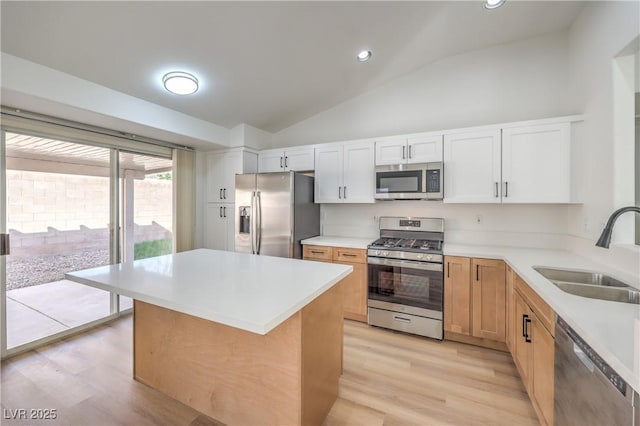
554;316;639;426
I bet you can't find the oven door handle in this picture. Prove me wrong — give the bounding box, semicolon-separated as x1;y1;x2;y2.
368;257;443;272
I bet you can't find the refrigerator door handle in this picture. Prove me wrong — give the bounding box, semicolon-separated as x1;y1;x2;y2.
250;191;256;254
256;191;263;254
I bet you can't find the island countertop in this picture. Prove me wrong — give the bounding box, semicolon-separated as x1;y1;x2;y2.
66;248;352;335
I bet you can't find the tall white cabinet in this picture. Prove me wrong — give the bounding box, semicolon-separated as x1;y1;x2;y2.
314;140;375;203
204;149;257;251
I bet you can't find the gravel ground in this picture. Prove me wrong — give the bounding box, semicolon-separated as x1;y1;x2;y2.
6;249;110;290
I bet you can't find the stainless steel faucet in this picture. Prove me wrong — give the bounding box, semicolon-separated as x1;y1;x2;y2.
595;206;640;248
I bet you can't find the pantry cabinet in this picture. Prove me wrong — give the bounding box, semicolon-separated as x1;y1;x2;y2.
443;119;576;203
206;149;257;203
444;256;506;345
258;147;314;173
511;273;555;426
303;245;367;322
375;133;442;165
314;141;375;203
205;149;257;252
204;203;235;251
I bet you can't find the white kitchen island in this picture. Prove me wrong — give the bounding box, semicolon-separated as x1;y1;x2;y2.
66;248;353;426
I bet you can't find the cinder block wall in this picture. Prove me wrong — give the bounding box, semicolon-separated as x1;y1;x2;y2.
7;170;173;256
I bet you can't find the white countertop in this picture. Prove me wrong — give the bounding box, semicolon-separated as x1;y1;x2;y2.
66;249;352;335
444;244;640;393
301;236;374;250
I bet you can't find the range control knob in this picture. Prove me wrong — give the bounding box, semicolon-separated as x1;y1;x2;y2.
416;254;424;259
382;251;389;256
375;250;381;256
426;255;433;261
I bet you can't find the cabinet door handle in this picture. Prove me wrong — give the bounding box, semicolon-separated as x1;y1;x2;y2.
280;157;283;168
504;181;509;198
524;316;532;343
343;186;347;199
338;186;342;199
223;188;226;199
495;182;499;198
475;264;480;281
219;206;223;218
402;145;406;160
285;156;288;168
447;262;450;278
408;145;412;159
223;206;227;218
220;188;223;200
522;314;528;338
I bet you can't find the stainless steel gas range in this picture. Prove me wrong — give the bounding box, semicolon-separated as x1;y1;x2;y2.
367;217;444;340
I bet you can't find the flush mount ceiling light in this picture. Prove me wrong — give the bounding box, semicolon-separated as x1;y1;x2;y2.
162;71;199;95
356;50;372;62
484;0;506;9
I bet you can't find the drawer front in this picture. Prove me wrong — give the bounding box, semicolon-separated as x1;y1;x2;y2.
332;247;366;263
515;275;555;337
303;245;333;261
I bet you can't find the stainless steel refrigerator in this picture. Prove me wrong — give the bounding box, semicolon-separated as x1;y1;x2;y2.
235;172;320;259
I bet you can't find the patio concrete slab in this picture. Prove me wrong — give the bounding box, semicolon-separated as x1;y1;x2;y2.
6;298;67;348
8;280;111;328
7;280;133;349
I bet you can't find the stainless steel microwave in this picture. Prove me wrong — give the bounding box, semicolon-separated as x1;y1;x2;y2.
375;162;443;200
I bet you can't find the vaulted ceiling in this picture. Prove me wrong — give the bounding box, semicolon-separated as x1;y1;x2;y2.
1;1;584;134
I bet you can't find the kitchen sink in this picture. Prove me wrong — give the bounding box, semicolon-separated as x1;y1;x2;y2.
533;267;640;305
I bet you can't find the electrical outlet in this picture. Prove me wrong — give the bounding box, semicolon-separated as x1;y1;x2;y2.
475;214;482;225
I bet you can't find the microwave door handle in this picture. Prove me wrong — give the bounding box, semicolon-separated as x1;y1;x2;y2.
408;145;412;159
402;145;406;160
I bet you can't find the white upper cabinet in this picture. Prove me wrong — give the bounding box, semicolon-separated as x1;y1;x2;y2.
443;129;502;203
315;141;375;203
343;142;376;203
258;147;314;173
443;119;577;204
375;134;442;165
501;122;570;203
375;137;407;165
206;149;258;203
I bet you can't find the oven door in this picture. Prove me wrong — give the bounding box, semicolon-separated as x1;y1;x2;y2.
368;257;443;319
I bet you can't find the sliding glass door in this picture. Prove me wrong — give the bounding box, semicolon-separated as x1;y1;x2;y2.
0;130;174;356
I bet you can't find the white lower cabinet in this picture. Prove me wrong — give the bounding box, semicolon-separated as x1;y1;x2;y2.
314;141;374;203
204;203;235;251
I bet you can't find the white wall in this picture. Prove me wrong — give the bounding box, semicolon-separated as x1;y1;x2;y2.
321;203;568;249
564;1;639;273
270;31;574;249
1;53;231;150
272;31;573;147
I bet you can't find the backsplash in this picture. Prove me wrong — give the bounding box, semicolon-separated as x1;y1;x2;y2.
320;202;569;249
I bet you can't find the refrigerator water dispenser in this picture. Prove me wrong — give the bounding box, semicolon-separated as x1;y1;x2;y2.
239;207;250;234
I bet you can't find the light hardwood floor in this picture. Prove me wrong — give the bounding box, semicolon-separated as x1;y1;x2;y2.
1;315;539;425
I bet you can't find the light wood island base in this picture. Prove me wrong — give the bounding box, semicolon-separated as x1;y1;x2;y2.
133;283;343;426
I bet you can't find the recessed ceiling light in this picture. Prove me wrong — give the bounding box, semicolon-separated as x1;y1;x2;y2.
162;71;199;95
356;50;372;62
484;0;506;9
